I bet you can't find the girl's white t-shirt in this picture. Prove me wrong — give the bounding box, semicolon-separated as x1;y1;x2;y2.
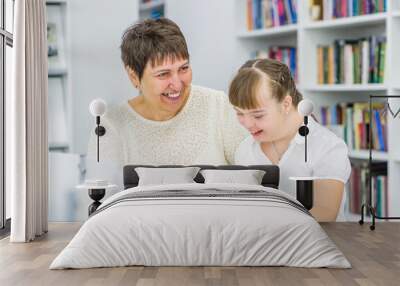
234;117;351;221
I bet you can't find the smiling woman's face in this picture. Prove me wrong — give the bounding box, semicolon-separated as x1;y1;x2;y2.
130;56;193;115
234;80;289;142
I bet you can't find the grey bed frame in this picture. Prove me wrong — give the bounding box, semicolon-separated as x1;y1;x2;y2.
123;165;280;189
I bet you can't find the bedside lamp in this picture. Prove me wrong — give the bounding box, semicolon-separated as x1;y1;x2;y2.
89;99;107;162
298;98;314;162
80;98;114;216
293;99;315;210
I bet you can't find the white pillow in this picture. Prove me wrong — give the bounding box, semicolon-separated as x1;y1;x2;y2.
135;167;200;186
200;169;266;185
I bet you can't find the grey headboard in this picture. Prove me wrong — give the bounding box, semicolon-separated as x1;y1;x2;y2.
123;165;280;189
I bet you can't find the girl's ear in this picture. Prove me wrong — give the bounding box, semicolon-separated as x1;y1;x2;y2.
282;94;293;114
126;66;140;89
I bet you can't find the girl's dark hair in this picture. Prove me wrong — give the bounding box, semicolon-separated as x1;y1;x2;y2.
229;58;302;109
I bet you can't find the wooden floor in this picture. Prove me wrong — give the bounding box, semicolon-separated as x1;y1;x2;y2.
0;222;399;286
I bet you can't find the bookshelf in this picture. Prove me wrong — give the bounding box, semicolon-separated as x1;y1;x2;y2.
303;84;387;92
303;12;387;29
236;0;400;220
139;0;165;21
348;149;389;161
46;0;66;3
49;142;70;151
46;0;71;152
48;67;68;77
237;24;298;38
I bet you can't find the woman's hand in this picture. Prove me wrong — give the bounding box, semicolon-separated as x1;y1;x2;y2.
310;179;344;222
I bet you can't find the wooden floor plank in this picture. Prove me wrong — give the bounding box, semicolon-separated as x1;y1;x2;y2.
0;222;399;286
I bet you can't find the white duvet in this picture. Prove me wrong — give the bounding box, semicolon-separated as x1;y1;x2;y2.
50;183;351;269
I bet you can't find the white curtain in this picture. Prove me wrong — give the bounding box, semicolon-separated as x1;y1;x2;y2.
9;0;48;242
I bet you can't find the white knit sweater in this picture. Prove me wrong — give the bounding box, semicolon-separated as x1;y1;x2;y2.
88;85;247;167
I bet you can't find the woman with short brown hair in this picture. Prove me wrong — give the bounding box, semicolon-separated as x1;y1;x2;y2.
88;18;246;167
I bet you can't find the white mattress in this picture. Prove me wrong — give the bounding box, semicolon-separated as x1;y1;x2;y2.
50;183;351;269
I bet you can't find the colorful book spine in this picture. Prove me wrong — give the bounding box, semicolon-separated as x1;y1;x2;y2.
246;0;297;30
320;102;387;152
310;0;386;21
374;109;385;151
253;46;297;80
348;162;387;216
317;36;386;85
247;0;254;30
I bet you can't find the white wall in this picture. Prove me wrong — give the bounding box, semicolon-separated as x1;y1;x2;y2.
68;0;139;154
68;0;249;155
166;0;245;93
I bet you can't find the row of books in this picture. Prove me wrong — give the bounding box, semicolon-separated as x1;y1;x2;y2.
309;0;387;21
252;46;297;81
347;162;388;217
320;102;387;151
246;0;297;30
149;8;164;19
317;36;386;85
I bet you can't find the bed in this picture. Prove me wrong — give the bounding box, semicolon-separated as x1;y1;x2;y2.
50;165;350;269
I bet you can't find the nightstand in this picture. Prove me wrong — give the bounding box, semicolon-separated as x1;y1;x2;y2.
289;177;317;210
76;180;117;216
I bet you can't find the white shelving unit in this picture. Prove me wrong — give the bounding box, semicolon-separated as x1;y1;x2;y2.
236;0;400;220
237;24;298;38
48;67;68;77
46;0;66;3
46;0;71;152
303;84;387;92
139;0;165;21
348;149;389;161
303;12;387;29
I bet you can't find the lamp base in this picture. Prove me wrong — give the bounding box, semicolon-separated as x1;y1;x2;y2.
296;180;313;210
88;188;105;216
